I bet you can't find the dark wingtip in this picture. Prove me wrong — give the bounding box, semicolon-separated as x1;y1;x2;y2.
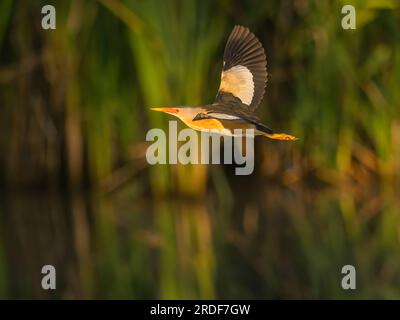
255;123;274;135
192;113;206;121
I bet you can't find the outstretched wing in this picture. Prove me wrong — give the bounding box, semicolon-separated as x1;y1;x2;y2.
215;25;267;110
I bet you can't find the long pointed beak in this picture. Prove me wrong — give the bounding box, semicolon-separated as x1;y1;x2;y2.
150;107;178;114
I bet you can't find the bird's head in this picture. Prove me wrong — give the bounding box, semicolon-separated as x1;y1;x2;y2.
150;107;203;123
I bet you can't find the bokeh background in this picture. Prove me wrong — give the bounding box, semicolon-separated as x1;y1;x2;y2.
1;0;400;299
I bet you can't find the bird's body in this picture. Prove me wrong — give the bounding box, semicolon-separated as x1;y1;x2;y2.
151;25;297;141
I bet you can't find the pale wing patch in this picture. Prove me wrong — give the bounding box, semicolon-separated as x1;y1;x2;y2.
219;65;254;105
207;113;241;120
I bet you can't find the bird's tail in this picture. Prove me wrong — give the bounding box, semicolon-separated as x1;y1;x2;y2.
261;132;298;141
255;123;298;141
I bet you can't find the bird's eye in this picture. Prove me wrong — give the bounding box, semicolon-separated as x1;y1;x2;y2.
175;109;179;113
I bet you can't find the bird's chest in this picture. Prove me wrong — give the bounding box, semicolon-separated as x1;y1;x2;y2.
185;119;253;137
186;119;225;132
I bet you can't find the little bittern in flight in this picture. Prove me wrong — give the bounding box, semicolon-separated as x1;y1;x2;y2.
151;25;297;141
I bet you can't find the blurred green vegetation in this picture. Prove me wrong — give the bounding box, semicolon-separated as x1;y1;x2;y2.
1;183;399;299
1;0;400;190
0;0;399;299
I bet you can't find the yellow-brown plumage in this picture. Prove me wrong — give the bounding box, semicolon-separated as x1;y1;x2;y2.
151;26;298;141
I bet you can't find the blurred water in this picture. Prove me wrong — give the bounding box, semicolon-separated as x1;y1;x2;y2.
0;182;399;299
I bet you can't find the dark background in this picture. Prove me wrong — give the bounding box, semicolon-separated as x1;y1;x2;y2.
0;0;399;299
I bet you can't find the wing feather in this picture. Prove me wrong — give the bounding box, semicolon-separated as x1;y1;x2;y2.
215;25;267;110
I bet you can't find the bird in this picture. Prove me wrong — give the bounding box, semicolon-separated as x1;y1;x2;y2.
151;25;297;141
